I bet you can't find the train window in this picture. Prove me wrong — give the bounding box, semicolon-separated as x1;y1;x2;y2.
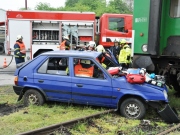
170;0;180;17
108;18;125;32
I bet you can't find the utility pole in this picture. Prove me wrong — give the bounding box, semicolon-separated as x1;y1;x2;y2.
25;0;27;10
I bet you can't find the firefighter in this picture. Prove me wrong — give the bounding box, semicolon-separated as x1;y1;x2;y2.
59;36;71;50
110;38;121;62
95;45;107;69
86;41;96;51
74;59;94;77
96;44;106;53
14;35;26;66
118;39;131;69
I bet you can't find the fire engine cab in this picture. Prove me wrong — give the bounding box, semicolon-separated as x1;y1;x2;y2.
0;10;132;59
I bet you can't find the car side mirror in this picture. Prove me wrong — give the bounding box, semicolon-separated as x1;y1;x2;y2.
125;29;128;33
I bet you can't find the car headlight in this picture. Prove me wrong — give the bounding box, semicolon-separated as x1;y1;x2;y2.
141;44;147;52
163;90;168;100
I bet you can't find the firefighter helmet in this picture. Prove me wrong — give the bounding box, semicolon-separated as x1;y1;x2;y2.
120;39;127;44
96;45;105;53
88;41;96;48
17;35;23;40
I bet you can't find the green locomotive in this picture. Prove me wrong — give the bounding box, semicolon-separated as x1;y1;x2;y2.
133;0;180;91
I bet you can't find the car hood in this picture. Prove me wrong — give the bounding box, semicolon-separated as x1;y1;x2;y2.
112;76;166;93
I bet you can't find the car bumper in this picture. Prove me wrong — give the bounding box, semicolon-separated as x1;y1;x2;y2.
147;101;179;123
13;85;23;95
158;104;179;123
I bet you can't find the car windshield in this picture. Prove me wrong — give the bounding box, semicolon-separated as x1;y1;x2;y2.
96;52;123;78
96;52;120;69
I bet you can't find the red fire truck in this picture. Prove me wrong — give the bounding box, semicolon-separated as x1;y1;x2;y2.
0;10;132;59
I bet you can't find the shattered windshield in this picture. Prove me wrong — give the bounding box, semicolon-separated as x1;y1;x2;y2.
96;52;120;69
96;52;122;78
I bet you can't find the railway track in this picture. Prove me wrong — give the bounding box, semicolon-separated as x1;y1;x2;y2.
17;109;180;135
157;123;180;135
17;109;116;135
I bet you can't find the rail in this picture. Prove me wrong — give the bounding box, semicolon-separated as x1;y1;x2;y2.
157;123;180;135
17;109;115;135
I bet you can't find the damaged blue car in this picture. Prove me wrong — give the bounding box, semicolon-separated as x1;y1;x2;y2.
13;50;179;123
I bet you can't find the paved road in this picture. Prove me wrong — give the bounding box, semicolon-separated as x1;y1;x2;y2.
0;54;16;85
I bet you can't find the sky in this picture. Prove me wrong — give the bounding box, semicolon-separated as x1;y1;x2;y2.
0;0;66;10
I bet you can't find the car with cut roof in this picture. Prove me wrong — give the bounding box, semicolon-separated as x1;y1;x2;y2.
13;50;179;123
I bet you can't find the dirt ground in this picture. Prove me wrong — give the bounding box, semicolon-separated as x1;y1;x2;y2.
0;103;24;117
0;85;24;116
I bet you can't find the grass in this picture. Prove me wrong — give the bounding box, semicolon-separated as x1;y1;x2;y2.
168;88;180;109
69;86;180;135
70;112;169;135
0;85;180;135
0;103;104;134
0;85;19;104
0;85;104;135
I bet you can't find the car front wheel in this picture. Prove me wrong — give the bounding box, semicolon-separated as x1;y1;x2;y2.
120;98;146;119
24;89;45;106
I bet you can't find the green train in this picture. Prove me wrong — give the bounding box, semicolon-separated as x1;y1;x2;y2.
132;0;180;91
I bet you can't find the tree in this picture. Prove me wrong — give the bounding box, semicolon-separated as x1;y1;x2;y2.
35;2;64;11
19;7;31;10
107;0;133;14
33;0;132;15
65;0;79;7
63;3;91;12
79;0;106;10
64;0;107;16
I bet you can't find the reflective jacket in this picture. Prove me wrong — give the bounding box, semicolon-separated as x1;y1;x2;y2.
74;63;94;77
59;40;70;50
59;41;66;50
118;44;131;64
14;41;26;58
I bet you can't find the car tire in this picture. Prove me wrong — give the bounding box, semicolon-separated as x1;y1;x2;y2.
24;89;45;106
120;98;146;119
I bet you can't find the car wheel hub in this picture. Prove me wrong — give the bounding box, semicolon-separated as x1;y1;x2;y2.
125;103;140;117
28;94;38;104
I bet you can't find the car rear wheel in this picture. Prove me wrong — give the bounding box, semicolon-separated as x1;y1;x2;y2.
120;98;146;119
24;89;45;106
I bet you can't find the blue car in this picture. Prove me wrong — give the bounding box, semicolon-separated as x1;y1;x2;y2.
13;50;179;122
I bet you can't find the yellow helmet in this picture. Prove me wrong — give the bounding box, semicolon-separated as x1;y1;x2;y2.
120;39;127;44
96;45;105;53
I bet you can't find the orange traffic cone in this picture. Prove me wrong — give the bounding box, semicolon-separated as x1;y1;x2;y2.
3;58;7;68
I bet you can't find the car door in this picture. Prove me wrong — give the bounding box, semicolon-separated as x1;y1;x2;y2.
71;57;113;107
33;56;71;102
